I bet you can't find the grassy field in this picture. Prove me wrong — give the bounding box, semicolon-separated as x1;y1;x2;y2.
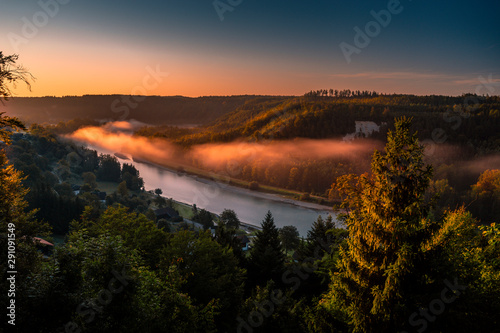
67;176;118;194
141;191;196;220
171;201;195;219
96;181;119;193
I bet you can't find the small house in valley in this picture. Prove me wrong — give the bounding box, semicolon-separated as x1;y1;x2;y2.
154;207;180;221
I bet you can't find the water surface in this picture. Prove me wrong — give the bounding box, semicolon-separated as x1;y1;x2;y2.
90;146;335;236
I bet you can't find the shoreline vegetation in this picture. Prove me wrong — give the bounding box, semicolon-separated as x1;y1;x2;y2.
127;153;335;212
72;147;336;232
3;108;499;332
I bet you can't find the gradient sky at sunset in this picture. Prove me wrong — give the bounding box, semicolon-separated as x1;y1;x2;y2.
1;0;499;97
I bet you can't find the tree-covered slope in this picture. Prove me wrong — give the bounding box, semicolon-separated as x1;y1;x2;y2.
135;94;500;151
4;95;289;125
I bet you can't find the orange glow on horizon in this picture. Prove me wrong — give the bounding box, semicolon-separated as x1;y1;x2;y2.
7;36;485;98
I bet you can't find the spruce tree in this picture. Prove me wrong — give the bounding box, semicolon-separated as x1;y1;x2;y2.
302;215;338;259
323;117;437;332
248;211;285;287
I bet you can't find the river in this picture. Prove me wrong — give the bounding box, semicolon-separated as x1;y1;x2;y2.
89;145;335;237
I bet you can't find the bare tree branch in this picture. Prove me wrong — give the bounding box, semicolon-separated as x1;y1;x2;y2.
0;51;35;102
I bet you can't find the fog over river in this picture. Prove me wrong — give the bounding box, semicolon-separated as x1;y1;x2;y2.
87;144;336;237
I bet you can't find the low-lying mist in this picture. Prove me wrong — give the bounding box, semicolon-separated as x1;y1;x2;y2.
190;139;379;169
68;121;500;193
68;125;181;164
68;122;381;169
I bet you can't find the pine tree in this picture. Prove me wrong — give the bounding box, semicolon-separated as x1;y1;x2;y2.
248;211;285;287
302;215;337;259
323;117;438;332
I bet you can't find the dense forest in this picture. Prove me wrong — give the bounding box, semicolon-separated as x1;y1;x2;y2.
4;95;289;125
131;93;500;223
2;113;499;332
1;53;500;332
135;93;500;147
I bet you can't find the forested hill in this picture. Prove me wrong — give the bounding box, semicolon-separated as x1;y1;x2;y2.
7;93;500;153
4;95;289;125
136;94;500;152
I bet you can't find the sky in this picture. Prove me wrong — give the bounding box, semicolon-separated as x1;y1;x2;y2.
1;0;499;97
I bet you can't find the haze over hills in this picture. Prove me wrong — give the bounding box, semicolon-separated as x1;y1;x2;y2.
130;93;500;150
5;90;500;213
64;92;500;208
7;93;499;148
3;95;289;125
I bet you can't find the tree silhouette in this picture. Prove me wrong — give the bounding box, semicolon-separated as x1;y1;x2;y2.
220;208;240;230
279;225;300;253
248;211;285;287
0;52;34;101
0;52;51;330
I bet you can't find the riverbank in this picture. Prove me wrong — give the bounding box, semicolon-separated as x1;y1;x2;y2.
192;176;333;211
83;144;337;236
132;156;334;212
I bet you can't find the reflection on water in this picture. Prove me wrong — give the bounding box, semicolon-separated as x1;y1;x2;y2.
92;146;335;237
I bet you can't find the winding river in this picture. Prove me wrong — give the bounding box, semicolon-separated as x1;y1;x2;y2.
89;145;335;237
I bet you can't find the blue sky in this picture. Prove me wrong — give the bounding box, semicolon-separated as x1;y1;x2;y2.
1;0;499;96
